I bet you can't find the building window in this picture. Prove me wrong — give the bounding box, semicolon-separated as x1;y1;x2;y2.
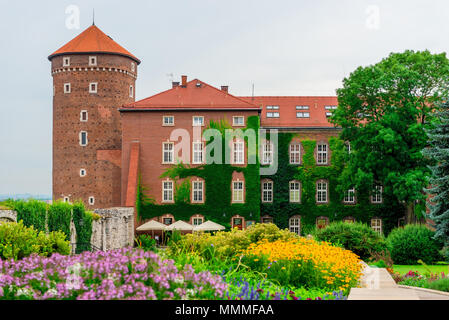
261;141;273;165
266;112;280;118
246;220;255;228
162;142;174;164
163;217;173;225
80;169;86;177
232;216;244;230
80;110;88;122
64;83;71;94
192;216;204;226
89;82;98;93
89;56;97;66
262;180;273;203
192;142;204;164
233;141;244;164
325;112;333;118
79;131;88;146
163;116;174;126
233;116;245;126
63;57;70;67
63;196;70;203
296;106;309;110
371;185;383;203
344;188;356;204
316;216;329;229
290;143;301;164
371;218;382;234
317;143;328;165
289;216;301;235
266;105;279;110
325;105;338;110
343;216;355;223
131;62;135;72
129;85;134;98
232;181;244;203
316;180;328;203
345;141;351;153
192;180;204;203
261;215;273;224
193;116;204;126
162;180;174;203
296;112;310;118
289;181;301;203
88;196;95;206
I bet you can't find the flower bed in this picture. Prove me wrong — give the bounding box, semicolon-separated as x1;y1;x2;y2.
394;269;449;293
0;247;227;300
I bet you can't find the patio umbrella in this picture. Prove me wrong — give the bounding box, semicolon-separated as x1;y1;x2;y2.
136;219;167;232
193;220;226;232
165;220;194;231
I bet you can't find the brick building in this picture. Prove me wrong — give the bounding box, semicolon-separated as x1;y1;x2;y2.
50;25;399;235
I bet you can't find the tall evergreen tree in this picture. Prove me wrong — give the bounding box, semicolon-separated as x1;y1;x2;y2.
424;101;449;246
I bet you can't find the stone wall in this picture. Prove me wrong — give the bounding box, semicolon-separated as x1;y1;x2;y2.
0;208;134;253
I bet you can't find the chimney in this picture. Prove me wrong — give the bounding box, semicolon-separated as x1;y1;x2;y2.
221;86;229;93
181;75;187;87
172;81;180;88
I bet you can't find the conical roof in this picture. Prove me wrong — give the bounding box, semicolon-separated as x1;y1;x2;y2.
48;25;140;64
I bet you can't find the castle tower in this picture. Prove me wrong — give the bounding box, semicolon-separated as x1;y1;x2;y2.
48;25;140;208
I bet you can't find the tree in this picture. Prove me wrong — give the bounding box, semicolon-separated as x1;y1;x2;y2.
423;101;449;246
330;50;449;223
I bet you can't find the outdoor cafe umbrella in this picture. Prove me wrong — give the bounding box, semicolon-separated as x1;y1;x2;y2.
165;220;194;231
193;220;225;232
136;219;167;240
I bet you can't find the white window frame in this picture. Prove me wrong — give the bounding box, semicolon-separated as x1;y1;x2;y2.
233;116;245;126
289;216;301;235
192;217;204;226
88;196;95;206
296;112;310;118
266;105;279;110
192;141;204;164
325;105;338;110
317;143;328;165
296;106;309;110
261;141;273;165
192;180;204;203
345;142;351;154
63;196;70;203
80;110;88;122
371;185;383;203
79;131;88;146
192;116;204;127
162;180;174;203
162;115;174;126
266;112;280;118
371;218;382;234
233;140;244;165
64;83;71;94
89;82;98;93
262;181;273;203
289;181;301;203
344;188;356;204
316;180;328;203
290;143;301;164
131;62;135;72
80;168;87;177
162;142;174;164
63;57;70;67
88;56;97;66
232;181;244;203
129;85;134;98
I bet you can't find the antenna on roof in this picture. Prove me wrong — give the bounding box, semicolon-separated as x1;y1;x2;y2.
92;9;95;25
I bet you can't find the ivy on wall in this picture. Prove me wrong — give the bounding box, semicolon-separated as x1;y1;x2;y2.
138;115;261;228
261;133;404;235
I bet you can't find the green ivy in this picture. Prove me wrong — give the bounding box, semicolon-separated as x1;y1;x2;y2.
72;202;93;253
261;133;404;235
11;199;47;232
138;115;261;228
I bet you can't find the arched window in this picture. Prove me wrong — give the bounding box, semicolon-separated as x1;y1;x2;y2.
289;215;301;235
190;214;204;226
231;215;245;230
161;214;175;226
343;216;355;223
261;215;273;224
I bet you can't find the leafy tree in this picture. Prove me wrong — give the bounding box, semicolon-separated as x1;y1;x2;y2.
423;101;449;246
331;50;449;223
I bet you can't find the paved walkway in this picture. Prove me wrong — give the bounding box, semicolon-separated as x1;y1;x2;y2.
348;264;449;300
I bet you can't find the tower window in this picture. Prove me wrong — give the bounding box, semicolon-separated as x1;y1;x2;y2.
79;131;88;146
89;83;98;93
63;196;70;203
80;169;86;177
63;57;70;67
64;83;71;94
131;62;135;72
88;196;95;205
89;56;97;66
129;85;134;98
80;110;88;122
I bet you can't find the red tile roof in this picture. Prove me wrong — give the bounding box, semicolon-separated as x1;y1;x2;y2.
239;96;339;128
120;79;261;111
48;25;140;64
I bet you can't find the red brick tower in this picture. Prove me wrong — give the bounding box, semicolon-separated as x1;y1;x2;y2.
48;24;140;208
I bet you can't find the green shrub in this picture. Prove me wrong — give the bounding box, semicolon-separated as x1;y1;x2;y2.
8;199;47;232
0;221;70;260
425;278;449;292
386;224;442;265
135;234;156;251
314;221;387;261
440;247;449;263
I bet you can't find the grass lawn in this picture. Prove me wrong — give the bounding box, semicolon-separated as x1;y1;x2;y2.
393;264;449;276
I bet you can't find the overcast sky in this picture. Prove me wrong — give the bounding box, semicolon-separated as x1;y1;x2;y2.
1;0;448;195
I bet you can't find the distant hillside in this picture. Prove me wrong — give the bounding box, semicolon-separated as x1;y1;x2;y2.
0;194;52;201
